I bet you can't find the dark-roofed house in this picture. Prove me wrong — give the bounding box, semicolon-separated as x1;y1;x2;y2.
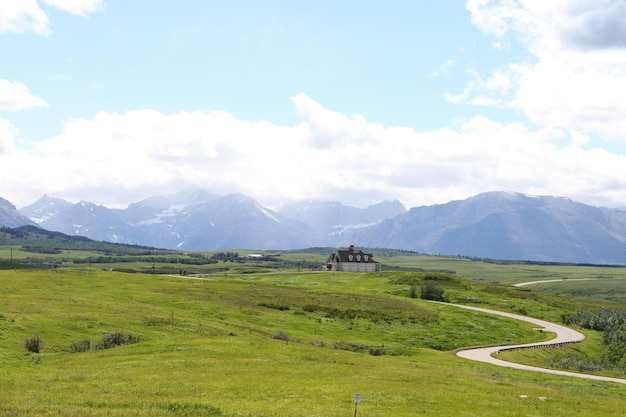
326;245;381;272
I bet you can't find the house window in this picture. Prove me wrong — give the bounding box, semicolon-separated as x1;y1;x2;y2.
364;255;369;262
348;255;353;261
356;255;361;262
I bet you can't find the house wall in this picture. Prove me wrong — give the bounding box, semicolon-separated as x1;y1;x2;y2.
338;262;379;272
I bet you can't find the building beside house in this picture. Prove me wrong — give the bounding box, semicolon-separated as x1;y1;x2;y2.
326;245;381;272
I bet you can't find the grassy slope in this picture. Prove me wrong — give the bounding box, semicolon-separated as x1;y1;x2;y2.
376;254;626;283
1;268;626;416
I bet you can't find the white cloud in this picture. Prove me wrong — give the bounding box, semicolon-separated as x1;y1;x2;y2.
292;92;382;149
2;95;625;211
0;79;48;111
0;0;102;34
42;0;104;17
444;66;522;107
0;0;49;34
464;0;626;145
0;117;17;154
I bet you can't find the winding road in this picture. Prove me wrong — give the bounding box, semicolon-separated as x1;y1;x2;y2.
450;302;626;385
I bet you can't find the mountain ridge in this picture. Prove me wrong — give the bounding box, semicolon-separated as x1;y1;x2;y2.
346;191;626;264
4;190;626;264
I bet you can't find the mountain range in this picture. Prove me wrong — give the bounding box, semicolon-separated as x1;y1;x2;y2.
2;190;625;265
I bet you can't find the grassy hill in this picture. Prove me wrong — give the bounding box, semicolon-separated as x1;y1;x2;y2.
1;227;626;415
1;266;626;416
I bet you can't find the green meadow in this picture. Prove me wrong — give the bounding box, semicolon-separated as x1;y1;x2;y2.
1;258;626;416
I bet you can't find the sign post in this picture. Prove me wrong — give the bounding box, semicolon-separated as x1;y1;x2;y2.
354;393;361;417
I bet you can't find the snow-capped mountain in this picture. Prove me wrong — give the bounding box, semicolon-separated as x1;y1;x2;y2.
15;191;317;250
23;199;135;244
119;190;218;226
20;195;73;224
166;193;316;250
5;190;626;264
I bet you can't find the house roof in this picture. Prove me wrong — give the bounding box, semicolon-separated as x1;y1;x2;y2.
327;247;379;264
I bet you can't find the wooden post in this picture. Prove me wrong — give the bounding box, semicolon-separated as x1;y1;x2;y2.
354;393;361;417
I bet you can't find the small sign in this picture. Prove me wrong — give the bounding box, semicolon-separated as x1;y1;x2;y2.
354;393;361;404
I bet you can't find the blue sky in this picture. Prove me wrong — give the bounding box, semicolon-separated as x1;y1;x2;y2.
1;1;626;210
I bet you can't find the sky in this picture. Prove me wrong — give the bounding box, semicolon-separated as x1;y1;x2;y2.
1;0;626;211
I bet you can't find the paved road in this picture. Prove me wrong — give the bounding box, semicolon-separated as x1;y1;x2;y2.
513;278;598;287
450;303;626;384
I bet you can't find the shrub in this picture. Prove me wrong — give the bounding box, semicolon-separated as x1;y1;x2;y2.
24;336;43;353
100;331;140;349
420;281;447;302
70;339;91;353
563;309;626;331
602;324;626;365
560;310;626;370
550;354;605;372
271;331;290;341
369;346;387;356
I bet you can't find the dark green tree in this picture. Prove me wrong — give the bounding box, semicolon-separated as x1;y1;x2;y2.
420;281;446;302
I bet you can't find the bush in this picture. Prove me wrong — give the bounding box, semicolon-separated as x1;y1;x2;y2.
369;346;387;356
98;331;140;349
560;310;626;370
70;339;91;353
550;354;605;372
420;281;447;302
24;336;43;353
602;324;626;365
563;309;626;331
271;331;290;341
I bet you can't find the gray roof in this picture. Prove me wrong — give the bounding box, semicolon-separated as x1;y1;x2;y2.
327;247;378;264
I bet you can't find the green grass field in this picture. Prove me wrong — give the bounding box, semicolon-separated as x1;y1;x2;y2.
2;266;626;416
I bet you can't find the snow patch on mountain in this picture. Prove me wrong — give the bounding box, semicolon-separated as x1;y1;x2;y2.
260;206;281;223
329;222;380;237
